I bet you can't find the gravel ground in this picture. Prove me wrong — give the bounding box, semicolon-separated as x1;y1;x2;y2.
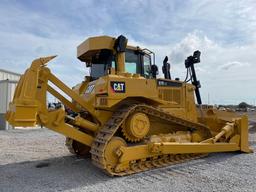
0;112;256;192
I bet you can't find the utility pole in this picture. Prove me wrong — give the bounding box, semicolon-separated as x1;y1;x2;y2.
208;93;210;105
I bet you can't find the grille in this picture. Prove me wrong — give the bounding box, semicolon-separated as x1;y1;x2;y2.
99;97;108;106
159;89;181;104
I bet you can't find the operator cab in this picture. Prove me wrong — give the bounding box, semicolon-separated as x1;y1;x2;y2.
77;35;154;80
88;48;153;80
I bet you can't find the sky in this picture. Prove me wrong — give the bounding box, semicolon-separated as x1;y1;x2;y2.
0;0;255;105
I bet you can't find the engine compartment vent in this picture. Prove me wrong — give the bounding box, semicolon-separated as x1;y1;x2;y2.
158;89;181;104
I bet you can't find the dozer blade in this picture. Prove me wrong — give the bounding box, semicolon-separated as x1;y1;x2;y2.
118;115;252;164
197;108;252;153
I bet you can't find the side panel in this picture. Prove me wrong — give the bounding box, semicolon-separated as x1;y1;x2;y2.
81;75;198;125
108;76;158;100
0;80;18;130
185;84;198;122
0;81;8;113
92;76;198;123
156;79;186;118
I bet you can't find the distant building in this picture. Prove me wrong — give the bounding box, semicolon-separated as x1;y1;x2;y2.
0;69;21;130
0;69;21;81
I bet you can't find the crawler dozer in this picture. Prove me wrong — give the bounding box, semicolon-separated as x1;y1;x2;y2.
6;35;252;176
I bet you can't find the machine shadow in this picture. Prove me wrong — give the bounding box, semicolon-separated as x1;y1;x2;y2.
0;151;250;192
0;155;115;191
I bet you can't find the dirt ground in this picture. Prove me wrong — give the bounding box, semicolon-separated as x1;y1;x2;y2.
0;112;256;192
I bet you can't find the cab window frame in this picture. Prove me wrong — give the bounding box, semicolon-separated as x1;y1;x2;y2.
142;53;152;78
124;49;152;78
124;49;141;74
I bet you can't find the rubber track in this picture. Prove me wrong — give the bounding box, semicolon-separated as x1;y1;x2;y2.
90;104;211;176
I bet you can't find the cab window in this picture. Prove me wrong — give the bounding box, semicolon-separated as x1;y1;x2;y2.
90;64;107;79
90;49;114;79
124;49;152;78
143;54;151;78
125;50;140;74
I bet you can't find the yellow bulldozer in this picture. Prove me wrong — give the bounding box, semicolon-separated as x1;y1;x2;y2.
6;35;252;176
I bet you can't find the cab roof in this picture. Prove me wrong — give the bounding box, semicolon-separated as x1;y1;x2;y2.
77;35;143;63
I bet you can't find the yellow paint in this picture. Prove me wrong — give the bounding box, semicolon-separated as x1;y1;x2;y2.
5;35;252;176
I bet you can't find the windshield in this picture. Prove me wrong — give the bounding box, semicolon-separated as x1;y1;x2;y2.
90;49;114;79
89;49;152;79
90;64;107;79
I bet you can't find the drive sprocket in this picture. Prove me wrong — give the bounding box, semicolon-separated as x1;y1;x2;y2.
121;112;150;142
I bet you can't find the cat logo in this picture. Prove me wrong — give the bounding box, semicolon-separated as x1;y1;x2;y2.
110;81;125;93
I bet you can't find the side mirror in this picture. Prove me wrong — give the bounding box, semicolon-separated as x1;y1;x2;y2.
114;35;127;52
162;56;171;79
163;56;168;64
193;50;201;63
184;50;202;105
185;50;201;68
151;64;159;78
